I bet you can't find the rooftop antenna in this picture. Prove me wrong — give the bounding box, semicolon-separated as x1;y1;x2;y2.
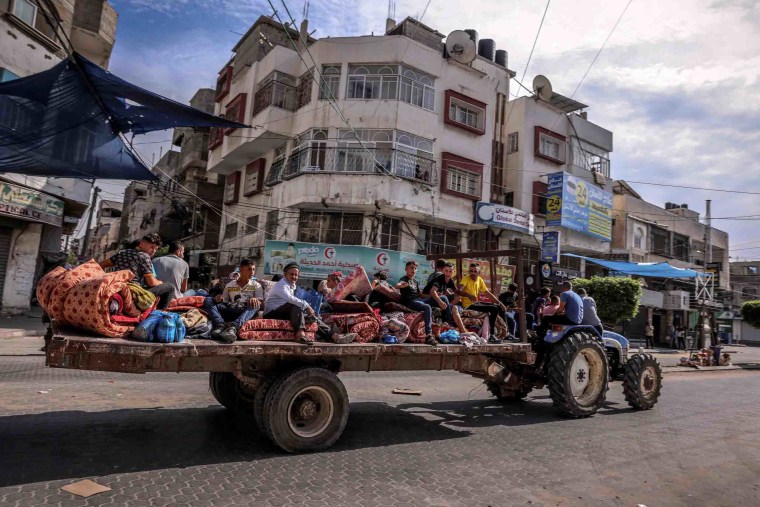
302;0;310;20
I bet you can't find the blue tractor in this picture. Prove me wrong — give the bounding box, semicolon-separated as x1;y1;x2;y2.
487;324;663;417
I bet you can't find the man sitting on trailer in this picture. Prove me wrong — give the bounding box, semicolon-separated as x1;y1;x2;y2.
397;260;441;346
422;262;468;334
203;258;263;343
536;281;584;338
458;263;509;343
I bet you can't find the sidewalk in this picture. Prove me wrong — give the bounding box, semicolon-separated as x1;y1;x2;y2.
0;307;47;339
635;344;760;370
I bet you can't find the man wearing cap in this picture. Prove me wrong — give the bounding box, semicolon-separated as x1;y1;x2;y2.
98;233;175;310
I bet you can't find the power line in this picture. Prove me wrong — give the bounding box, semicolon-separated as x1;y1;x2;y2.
520;0;551;85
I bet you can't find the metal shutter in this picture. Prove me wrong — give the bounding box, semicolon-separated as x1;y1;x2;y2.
0;227;13;307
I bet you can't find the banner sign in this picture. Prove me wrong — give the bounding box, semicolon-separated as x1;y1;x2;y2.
546;171;612;241
452;258;516;298
541;231;561;263
0;182;64;226
264;240;435;282
474;202;534;235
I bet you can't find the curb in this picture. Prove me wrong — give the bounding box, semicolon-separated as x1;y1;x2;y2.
0;330;44;340
663;364;760;374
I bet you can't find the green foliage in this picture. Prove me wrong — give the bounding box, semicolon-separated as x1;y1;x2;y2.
572;276;642;324
740;300;760;329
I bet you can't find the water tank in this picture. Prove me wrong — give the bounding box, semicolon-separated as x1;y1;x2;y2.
495;49;508;67
464;29;478;46
478;39;496;61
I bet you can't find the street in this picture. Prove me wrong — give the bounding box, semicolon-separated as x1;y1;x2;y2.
1;354;759;506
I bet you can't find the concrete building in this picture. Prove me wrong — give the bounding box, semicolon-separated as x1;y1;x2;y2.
611;181;730;343
83;199;122;260
728;261;760;344
504;91;615;286
0;0;117;314
206;15;519;279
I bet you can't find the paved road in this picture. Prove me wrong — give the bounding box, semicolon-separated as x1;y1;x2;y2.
0;356;759;506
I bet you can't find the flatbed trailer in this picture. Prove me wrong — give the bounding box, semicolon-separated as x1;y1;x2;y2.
44;326;538;453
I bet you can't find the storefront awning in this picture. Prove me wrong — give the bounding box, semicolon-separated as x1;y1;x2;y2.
563;254;701;278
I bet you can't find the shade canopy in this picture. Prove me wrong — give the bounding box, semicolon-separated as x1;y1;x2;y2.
0;53;246;180
564;254;701;278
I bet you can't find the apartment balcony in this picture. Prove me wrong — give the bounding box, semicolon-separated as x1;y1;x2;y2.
274;147;437;186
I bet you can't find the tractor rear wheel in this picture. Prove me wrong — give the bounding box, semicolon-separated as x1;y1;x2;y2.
623;353;663;410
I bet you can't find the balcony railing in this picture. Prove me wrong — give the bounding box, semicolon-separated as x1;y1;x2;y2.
253;80;297;117
278;147;437;185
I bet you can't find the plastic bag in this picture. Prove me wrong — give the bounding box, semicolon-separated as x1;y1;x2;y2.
132;311;186;343
439;329;461;344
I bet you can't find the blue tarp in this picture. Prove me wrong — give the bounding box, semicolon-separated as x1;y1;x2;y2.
0;53;247;180
563;253;700;278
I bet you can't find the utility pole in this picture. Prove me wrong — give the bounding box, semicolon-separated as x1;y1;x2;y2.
81;186;100;258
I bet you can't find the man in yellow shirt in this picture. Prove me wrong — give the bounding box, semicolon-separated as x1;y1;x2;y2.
458;263;509;343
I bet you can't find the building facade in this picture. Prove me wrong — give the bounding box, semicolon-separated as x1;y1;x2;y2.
0;0;117;314
206;16;519;280
82;199;122;260
728;261;760;344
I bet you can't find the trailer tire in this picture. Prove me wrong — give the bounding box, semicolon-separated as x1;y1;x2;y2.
486;381;532;402
208;372;255;412
263;367;349;453
547;331;609;418
623;353;662;410
253;375;279;434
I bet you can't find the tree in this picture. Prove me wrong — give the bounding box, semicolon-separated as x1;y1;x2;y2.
572;276;642;325
740;300;760;329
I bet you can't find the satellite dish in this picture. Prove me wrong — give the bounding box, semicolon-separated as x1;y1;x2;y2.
446;30;477;64
533;75;553;101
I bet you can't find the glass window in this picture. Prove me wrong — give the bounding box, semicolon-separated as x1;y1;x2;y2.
449;98;483;130
507;132;518;154
446;166;480;196
265;210;279;240
13;0;36;26
417;225;460;255
298;211;364;245
245;215;259;235
379;217;400;251
538;132;566;162
319;65;341;100
468;229;498;252
633;226;645;250
224;222;238;239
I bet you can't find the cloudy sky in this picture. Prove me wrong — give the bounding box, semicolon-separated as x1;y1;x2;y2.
106;0;760;258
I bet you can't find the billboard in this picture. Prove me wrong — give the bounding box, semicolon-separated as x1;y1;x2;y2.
474;202;534;235
264;240;435;283
0;181;64;226
541;231;561;263
546;171;612;241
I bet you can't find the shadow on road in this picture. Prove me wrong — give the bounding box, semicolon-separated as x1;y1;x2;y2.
0;401;468;487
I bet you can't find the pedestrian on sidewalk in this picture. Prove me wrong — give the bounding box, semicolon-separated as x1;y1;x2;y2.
645;322;654;348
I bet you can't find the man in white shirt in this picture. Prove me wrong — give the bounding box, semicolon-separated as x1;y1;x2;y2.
152;241;190;299
203;258;263;343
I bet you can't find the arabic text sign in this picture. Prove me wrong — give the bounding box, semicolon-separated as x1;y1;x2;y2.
546;171;612;241
0;182;64;226
264;240;435;283
541;231;561;263
474;202;534;234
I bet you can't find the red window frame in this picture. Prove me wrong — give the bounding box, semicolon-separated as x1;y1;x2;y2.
440;152;483;201
224;93;247;135
444;90;487;136
532;180;548;215
208;114;225;150
243;159;266;197
534;126;566;164
224;171;240;205
216;66;233;102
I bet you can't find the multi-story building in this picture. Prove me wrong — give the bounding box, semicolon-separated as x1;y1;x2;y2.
83;199;122;260
504;90;615;286
0;0;117;314
611;182;730;343
207;15;520;279
728;261;760;344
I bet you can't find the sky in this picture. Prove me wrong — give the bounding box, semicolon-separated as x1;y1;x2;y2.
103;0;760;258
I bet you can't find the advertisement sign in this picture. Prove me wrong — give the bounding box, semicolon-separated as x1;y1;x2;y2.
474;202;534;235
264;240;435;282
539;261;581;291
546;171;612;241
541;231;561;263
453;258;515;297
0;182;64;226
663;290;690;310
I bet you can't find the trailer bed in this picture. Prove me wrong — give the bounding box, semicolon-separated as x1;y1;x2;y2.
45;332;535;375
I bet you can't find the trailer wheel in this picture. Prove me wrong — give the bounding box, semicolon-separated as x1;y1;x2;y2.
208;372;255;412
547;332;609;418
485;381;532;403
623;353;662;410
263;367;349;453
253;375;279;434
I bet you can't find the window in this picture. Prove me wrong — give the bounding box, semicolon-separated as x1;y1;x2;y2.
253;72;296;116
417;225;460;255
441;152;483;200
633;226;646;250
244;159;265;196
264;144;287;186
13;0;36;26
468;229;498;252
747;266;758;275
444;90;486;134
673;233;689;262
287;129;329;177
224;222;238;239
347;64;399;100
265;210;279;239
216;66;232;102
245;215;259;235
507;132;519;154
398;66;435;110
379;217;400;251
223;172;240;204
298;211;364;245
534;127;566;164
532;181;547;215
651;226;670;257
319;65;341;100
224;93;246;134
208;114;225;150
0;68;20;83
296;71;312;109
